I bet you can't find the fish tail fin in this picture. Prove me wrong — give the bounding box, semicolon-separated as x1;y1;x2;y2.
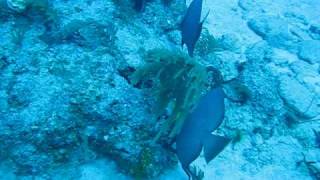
187;44;194;57
182;164;192;180
203;133;230;164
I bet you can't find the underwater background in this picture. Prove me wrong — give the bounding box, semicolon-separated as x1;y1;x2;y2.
0;0;320;179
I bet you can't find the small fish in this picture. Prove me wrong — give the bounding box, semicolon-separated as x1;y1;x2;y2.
175;87;230;178
181;0;209;57
134;0;145;12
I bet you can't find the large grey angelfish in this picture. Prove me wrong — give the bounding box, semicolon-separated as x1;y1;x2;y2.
181;0;209;57
175;87;230;178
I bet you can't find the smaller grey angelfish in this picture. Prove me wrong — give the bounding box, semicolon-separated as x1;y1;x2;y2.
181;0;209;57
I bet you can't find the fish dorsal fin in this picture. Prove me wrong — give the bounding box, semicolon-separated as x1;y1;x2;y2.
194;19;203;41
201;10;210;25
203;133;230;163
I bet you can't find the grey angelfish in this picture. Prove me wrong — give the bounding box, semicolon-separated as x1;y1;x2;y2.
181;0;209;57
175;87;230;178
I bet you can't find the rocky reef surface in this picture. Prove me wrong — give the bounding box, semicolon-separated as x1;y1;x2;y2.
0;0;319;179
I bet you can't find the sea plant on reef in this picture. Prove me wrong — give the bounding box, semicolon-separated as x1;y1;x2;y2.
131;48;210;140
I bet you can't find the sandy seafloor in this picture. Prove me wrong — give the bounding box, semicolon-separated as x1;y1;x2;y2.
0;0;320;179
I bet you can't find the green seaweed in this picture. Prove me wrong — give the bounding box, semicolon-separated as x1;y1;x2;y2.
131;48;210;140
131;148;154;179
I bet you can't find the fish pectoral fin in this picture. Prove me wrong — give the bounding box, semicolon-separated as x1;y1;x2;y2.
203;133;230;164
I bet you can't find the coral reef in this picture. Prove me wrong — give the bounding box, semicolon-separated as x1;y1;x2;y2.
0;0;319;179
